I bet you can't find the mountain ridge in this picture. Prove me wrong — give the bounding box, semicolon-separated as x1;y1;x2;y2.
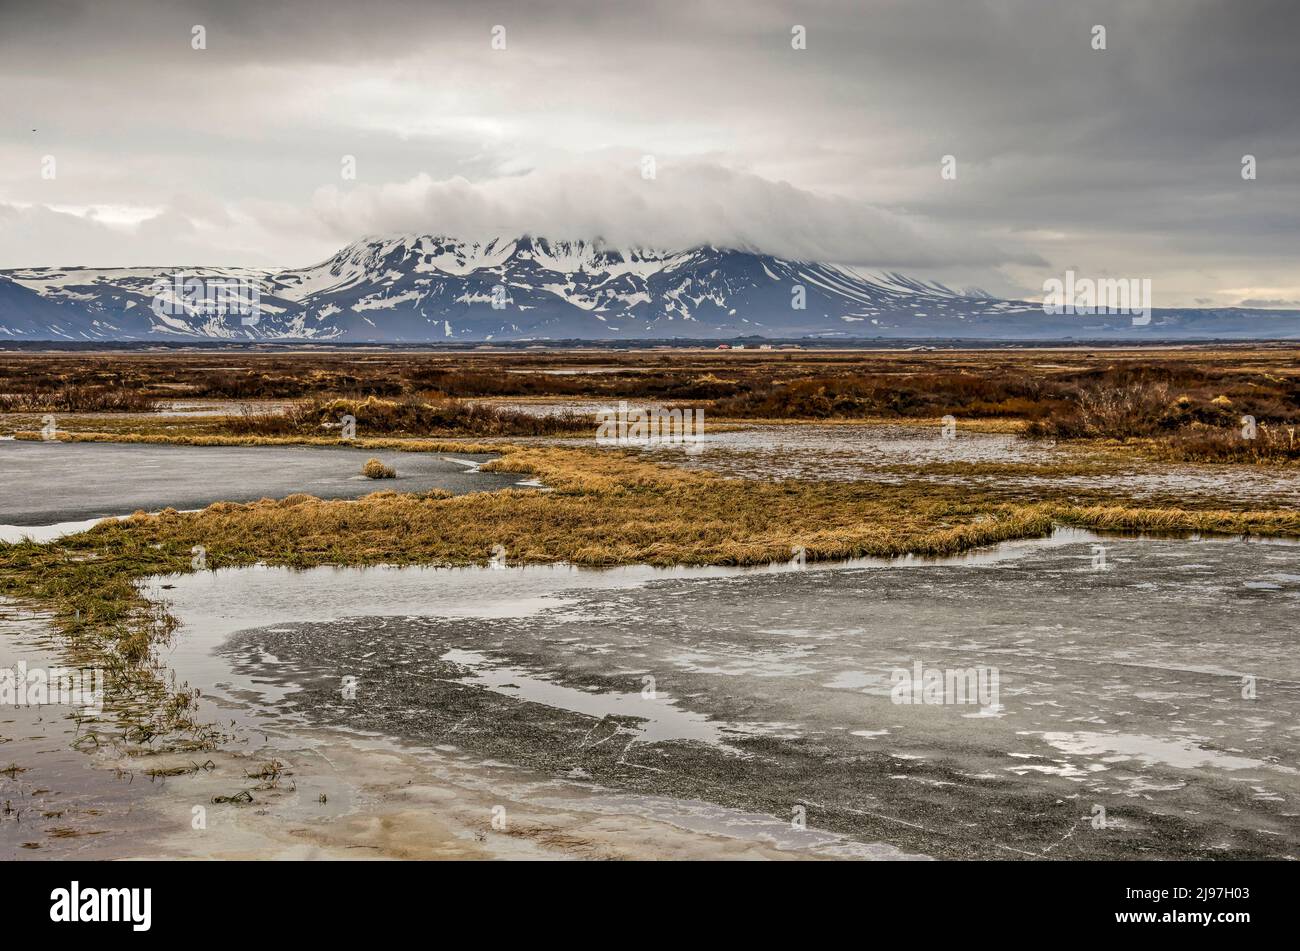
2;235;1297;342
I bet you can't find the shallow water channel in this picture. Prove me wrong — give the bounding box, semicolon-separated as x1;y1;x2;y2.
105;527;1300;860
4;526;1297;859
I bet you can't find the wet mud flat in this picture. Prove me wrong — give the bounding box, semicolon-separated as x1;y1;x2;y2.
0;439;519;528
155;533;1300;860
0;606;167;860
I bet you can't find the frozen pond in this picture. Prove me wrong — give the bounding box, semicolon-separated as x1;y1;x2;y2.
0;440;523;532
134;528;1300;860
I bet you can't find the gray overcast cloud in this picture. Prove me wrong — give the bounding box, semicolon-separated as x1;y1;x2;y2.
0;0;1297;305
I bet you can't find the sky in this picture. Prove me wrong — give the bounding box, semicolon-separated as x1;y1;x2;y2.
1;0;1297;307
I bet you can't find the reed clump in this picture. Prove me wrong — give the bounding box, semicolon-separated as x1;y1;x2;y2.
361;457;396;479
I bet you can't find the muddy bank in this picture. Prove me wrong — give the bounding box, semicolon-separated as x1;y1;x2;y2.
0;605;168;860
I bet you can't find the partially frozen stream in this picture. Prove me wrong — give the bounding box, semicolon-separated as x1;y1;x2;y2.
6;527;1297;859
120;528;1300;860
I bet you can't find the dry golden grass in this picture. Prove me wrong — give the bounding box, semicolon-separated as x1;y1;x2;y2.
3;345;1295;754
2;439;1297;749
221;394;590;437
1053;504;1300;536
6;346;1296;461
361;457;396;479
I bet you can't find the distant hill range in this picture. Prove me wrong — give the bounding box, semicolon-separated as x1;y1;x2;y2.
2;235;1296;342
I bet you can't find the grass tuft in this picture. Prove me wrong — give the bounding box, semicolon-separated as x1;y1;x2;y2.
361;457;396;479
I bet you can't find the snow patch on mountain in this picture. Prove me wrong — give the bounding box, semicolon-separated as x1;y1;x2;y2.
2;235;1298;342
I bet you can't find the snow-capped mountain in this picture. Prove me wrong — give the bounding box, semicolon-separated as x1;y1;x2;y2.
2;236;1297;342
264;235;1034;341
